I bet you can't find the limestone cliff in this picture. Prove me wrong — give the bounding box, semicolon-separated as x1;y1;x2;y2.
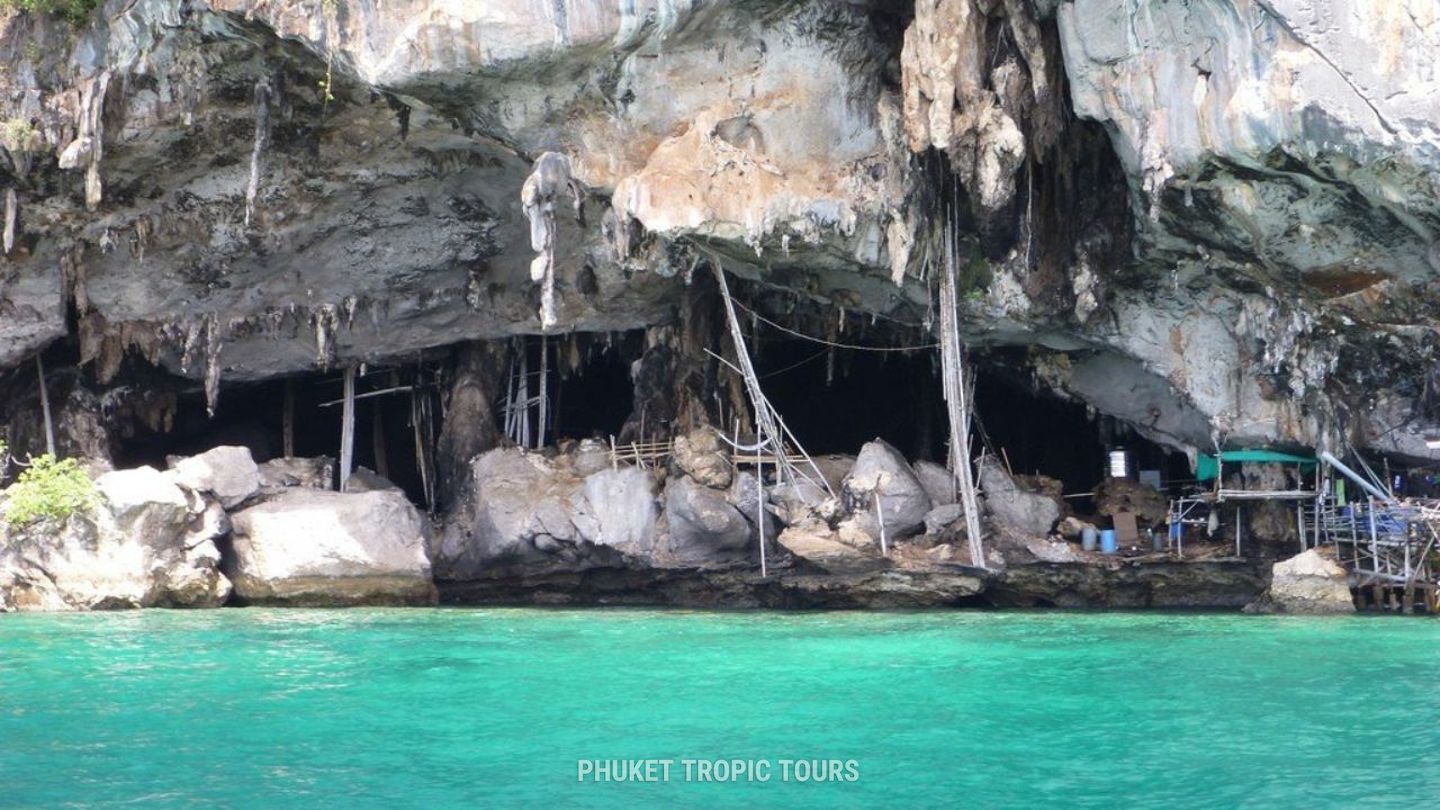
0;0;1436;468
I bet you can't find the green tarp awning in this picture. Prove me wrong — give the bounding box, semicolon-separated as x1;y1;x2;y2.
1195;450;1318;482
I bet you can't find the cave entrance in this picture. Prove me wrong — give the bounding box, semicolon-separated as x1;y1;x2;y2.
749;324;945;461
540;332;642;443
971;355;1192;510
114;365;440;506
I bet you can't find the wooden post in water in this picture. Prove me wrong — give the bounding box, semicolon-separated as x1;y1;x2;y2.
339;365;356;491
282;378;296;458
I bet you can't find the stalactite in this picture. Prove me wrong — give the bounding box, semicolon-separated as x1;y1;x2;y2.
521;152;584;330
3;188;16;254
244;79;272;227
203;316;223;416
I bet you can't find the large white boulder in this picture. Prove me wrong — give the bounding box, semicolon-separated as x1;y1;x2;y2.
227;489;437;606
1247;549;1355;615
0;466;231;611
169;446;260;509
841;440;933;538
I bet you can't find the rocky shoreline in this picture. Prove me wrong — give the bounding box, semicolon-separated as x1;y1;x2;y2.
1;439;1345;614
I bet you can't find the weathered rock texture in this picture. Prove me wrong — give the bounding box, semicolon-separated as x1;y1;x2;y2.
0;0;1435;460
227;487;437;606
1246;548;1356;614
0;465;231;611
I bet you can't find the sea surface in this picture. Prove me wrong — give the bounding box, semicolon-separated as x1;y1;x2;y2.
2;608;1437;809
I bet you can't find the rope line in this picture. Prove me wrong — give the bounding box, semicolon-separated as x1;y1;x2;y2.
730;297;938;353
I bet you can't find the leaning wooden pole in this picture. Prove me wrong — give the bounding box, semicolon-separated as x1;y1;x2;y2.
339;365;356;491
35;354;55;457
940;223;986;569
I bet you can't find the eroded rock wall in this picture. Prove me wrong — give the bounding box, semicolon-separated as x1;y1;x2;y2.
0;0;1435;471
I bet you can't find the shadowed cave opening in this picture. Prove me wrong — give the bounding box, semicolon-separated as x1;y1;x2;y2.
751;332;1188;502
114;368;437;505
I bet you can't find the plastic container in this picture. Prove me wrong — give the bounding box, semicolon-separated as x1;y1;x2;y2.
1099;529;1118;554
1081;526;1098;551
1169;522;1182;542
1151;529;1164;552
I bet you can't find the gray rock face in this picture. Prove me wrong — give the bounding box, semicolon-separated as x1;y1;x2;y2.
436;448;660;579
672;429;732;490
664;475;753;566
227;488;436;606
169;446;260;509
776;519;880;574
0;466;230;611
257;456;333;490
842;441;933;538
914;460;956;507
978;458;1061;538
1246;550;1355;615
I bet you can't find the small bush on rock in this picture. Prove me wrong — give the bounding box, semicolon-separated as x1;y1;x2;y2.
2;454;98;528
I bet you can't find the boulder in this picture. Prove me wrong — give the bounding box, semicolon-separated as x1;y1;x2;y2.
0;466;231;611
729;470;780;542
914;460;956;507
979;457;1061;538
258;456;333;490
924;503;966;536
776;518;880;573
672;428;732;489
581;466;659;555
345;466;402;493
841;440;932;537
227;488;436;606
169;446;260;508
435;448;664;579
1246;549;1355;615
664;475;752;565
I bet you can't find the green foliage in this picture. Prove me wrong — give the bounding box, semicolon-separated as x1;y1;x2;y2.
0;0;101;25
0;117;40;153
2;454;97;528
960;248;993;299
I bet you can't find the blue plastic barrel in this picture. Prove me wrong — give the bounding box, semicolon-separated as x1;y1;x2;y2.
1100;529;1118;554
1081;526;1098;551
1169;522;1182;541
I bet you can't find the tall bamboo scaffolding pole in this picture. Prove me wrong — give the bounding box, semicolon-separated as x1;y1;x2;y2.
339;365;356;491
939;220;985;569
711;262;832;497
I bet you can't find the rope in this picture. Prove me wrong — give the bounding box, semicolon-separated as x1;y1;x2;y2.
729;297;938;353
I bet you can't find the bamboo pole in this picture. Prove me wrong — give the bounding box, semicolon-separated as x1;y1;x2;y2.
757;442;767;578
875;490;888;557
35;354;54;457
283;378;295;458
538;334;549;448
710;263;832;497
939;213;985;569
339;365;356;491
372;403;389;479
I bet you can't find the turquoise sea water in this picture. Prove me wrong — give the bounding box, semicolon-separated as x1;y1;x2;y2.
2;609;1437;809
